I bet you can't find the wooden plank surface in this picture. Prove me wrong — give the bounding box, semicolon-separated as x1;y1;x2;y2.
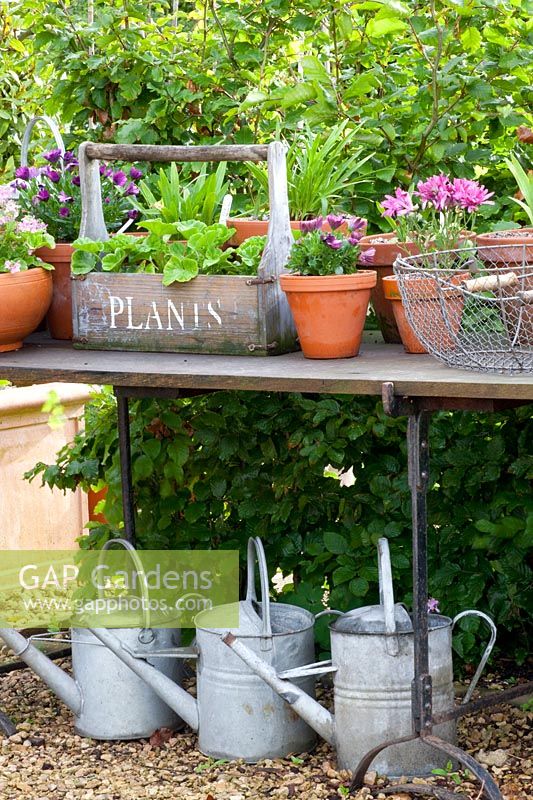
84;143;269;163
1;341;532;400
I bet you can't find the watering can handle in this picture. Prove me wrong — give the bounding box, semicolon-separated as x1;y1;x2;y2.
245;537;272;639
452;610;497;705
97;537;152;636
20;116;65;170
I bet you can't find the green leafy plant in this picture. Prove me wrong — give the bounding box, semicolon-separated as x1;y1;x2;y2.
246;123;372;220
432;760;468;785
134;162;228;227
285;215;371;276
505;154;533;226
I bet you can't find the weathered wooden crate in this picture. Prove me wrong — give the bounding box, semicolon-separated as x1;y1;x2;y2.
72;142;297;356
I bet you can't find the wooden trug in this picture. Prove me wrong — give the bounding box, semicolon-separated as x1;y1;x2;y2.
73;142;297;356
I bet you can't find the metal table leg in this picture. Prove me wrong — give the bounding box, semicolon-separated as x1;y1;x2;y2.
349;383;511;800
115;390;136;545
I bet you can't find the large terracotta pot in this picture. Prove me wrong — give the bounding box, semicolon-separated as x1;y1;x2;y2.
280;271;377;359
35;243;74;340
382;275;426;354
0;268;53;352
476;227;533;265
359;233;421;344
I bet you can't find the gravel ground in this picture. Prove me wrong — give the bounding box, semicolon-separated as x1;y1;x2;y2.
0;660;531;800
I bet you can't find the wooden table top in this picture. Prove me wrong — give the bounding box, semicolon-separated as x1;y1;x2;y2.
1;339;532;401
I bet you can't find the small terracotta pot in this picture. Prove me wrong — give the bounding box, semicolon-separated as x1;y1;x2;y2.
280;271;377;359
35;243;74;340
226;218;361;245
88;486;108;524
382;275;426;354
359;233;420;344
476;228;533;265
0;268;53;352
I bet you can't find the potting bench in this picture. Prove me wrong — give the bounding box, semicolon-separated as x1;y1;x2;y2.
1;339;532;800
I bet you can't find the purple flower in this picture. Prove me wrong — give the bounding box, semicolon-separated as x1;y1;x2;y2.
125;181;139;196
451;178;494;213
322;232;344;250
427;597;440;614
129;166;143;180
28;167;41;178
112;170;127;187
63;151;77;165
99;164;113;177
45;168;61;183
348;216;367;232
11;179;28;191
300;216;323;233
15;166;30;180
43;148;62;164
381;188;416;218
127;209;139;220
359;247;376;265
415;174;453;211
326;213;345;230
35;187;50;202
348;231;363;246
71;175;81;187
5;260;22;273
58;191;74;203
104;196;112;204
58;206;70;218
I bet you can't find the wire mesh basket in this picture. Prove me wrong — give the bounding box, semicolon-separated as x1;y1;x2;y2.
394;245;533;374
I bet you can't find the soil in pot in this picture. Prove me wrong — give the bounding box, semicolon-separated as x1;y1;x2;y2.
359;233;420;344
382;275;426;354
279;271;377;359
35;243;74;340
0;268;53;352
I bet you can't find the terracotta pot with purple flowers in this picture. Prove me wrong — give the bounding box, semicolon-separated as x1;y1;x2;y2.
280;216;376;359
13;149;143;339
367;174;493;353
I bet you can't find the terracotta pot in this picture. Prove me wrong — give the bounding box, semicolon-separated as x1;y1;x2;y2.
476;228;533;265
280;271;377;359
226;218;361;245
88;486;108;524
0;268;53;352
359;233;420;344
35;243;74;340
382;275;426;354
388;271;467;353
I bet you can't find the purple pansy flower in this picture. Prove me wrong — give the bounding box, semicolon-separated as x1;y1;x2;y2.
71;175;81;187
112;170;127;187
326;213;345;230
15;166;30;181
63;151;77;165
129;166;143;180
99;164;113;178
300;216;323;234
43;149;62;164
35;187;50;202
348;230;363;246
125;181;139;196
45;168;61;183
322;232;344;250
58;206;70;218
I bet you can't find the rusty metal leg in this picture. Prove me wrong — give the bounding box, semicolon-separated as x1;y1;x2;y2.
0;710;16;737
421;735;502;800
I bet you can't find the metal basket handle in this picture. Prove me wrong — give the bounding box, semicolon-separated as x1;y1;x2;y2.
97;537;152;639
245;537;272;644
452;610;497;705
20;116;65;169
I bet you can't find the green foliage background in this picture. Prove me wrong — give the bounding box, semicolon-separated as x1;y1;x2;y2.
30;391;533;668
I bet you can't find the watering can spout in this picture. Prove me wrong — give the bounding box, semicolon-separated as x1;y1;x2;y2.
88;628;199;733
222;632;335;746
0;628;82;715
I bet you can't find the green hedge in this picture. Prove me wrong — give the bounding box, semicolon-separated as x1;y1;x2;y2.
29;389;533;668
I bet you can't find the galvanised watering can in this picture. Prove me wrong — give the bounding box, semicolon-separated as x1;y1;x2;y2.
0;539;185;739
90;537;324;762
224;538;497;776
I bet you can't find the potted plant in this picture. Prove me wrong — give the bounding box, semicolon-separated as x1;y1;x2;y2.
227;123;371;243
360;174;493;345
0;186;55;352
279;216;376;359
369;174;493;353
12;149;142;339
476;154;533;264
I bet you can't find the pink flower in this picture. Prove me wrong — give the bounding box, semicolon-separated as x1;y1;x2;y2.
4;260;22;273
359;247;376;265
381;188;416;218
451;178;494;212
0;200;20;224
415;174;453;210
16;216;47;233
0;185;16;204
